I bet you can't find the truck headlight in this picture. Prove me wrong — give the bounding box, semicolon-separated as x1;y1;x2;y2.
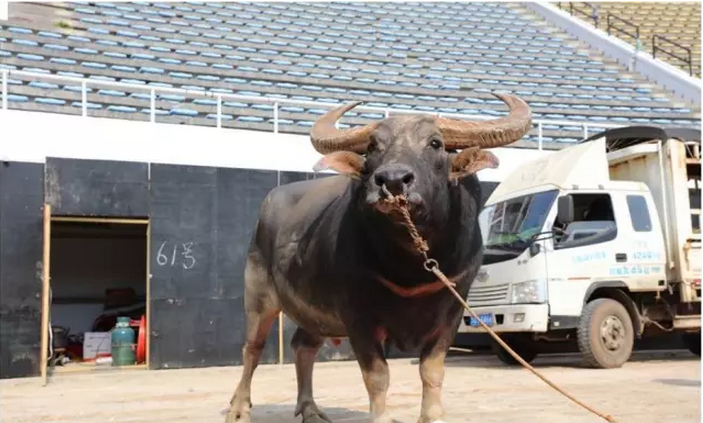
511;279;547;304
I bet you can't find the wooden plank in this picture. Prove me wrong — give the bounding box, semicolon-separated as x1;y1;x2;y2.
40;204;51;387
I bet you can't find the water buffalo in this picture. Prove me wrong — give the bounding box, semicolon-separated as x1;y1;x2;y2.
225;93;532;423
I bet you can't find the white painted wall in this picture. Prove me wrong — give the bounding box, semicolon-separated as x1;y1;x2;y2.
526;2;701;105
0;110;555;182
0;1;8;21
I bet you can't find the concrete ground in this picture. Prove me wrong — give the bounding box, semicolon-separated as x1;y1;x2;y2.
1;350;700;423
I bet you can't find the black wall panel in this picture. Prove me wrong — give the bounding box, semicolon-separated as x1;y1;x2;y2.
0;162;44;379
148;164;278;369
45;157;148;217
0;157;507;378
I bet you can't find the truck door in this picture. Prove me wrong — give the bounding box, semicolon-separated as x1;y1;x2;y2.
543;192;628;318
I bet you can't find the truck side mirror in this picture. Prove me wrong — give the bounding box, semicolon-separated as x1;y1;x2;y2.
557;195;574;224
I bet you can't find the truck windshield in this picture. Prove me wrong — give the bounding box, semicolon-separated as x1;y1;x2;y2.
479;189;559;256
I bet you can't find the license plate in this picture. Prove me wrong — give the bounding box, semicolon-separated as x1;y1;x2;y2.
468;313;494;327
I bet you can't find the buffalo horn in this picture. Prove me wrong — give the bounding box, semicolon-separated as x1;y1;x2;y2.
309;93;531;154
436;92;532;149
309;101;378;154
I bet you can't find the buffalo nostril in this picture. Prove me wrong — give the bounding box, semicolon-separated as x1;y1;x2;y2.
373;165;415;196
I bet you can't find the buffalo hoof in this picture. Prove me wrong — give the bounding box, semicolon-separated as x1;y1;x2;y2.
224;410;250;423
225;399;252;423
300;406;333;423
373;413;393;423
417;418;448;423
302;414;333;423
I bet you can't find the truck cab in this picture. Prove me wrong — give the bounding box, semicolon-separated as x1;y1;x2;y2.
457;126;701;368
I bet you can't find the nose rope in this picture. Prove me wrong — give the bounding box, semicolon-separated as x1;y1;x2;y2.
381;184;438;272
379;190;618;423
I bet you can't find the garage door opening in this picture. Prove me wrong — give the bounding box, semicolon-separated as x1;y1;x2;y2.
46;217;149;374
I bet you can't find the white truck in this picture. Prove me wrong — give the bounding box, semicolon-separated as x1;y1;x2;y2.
457;126;701;368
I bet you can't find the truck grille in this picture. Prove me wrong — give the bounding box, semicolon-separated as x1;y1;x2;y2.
467;283;510;306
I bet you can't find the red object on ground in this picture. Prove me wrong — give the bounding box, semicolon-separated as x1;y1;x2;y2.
136;315;146;364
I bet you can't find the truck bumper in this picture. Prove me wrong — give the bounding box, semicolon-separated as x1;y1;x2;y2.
456;303;550;333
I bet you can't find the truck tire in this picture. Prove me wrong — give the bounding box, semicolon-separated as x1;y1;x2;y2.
682;332;701;356
577;298;634;369
492;336;538;366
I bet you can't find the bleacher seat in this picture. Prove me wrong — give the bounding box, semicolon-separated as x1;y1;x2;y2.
563;2;701;77
0;2;699;149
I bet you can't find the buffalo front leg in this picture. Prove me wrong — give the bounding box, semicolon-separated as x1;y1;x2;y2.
417;332;453;423
350;335;392;423
292;328;331;423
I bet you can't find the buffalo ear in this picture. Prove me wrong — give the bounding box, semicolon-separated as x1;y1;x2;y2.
313;151;365;179
449;147;499;182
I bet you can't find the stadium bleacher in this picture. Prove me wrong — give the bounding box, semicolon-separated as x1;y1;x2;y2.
560;2;701;78
1;1;700;149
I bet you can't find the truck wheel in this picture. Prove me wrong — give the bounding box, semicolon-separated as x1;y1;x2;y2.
577;298;634;369
682;332;701;356
493;336;538;366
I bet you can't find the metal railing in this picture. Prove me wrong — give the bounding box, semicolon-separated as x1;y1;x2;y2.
606;13;641;46
0;69;627;150
653;35;694;77
559;2;599;26
561;4;696;77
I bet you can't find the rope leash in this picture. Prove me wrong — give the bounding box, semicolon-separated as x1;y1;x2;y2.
380;188;618;423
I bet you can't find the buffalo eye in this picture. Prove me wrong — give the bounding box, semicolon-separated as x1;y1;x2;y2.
429;138;443;150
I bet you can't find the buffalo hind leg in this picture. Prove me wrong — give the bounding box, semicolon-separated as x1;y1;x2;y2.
292;328;331;423
225;253;279;423
225;309;279;423
350;335;392;423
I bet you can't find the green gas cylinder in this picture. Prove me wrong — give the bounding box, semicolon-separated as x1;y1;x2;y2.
111;317;136;366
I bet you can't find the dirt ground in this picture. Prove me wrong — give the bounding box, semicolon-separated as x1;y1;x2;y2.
1;350;700;423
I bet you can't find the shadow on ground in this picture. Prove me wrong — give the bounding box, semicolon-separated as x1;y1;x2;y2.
437;349;700;370
221;404;382;423
652;378;701;388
